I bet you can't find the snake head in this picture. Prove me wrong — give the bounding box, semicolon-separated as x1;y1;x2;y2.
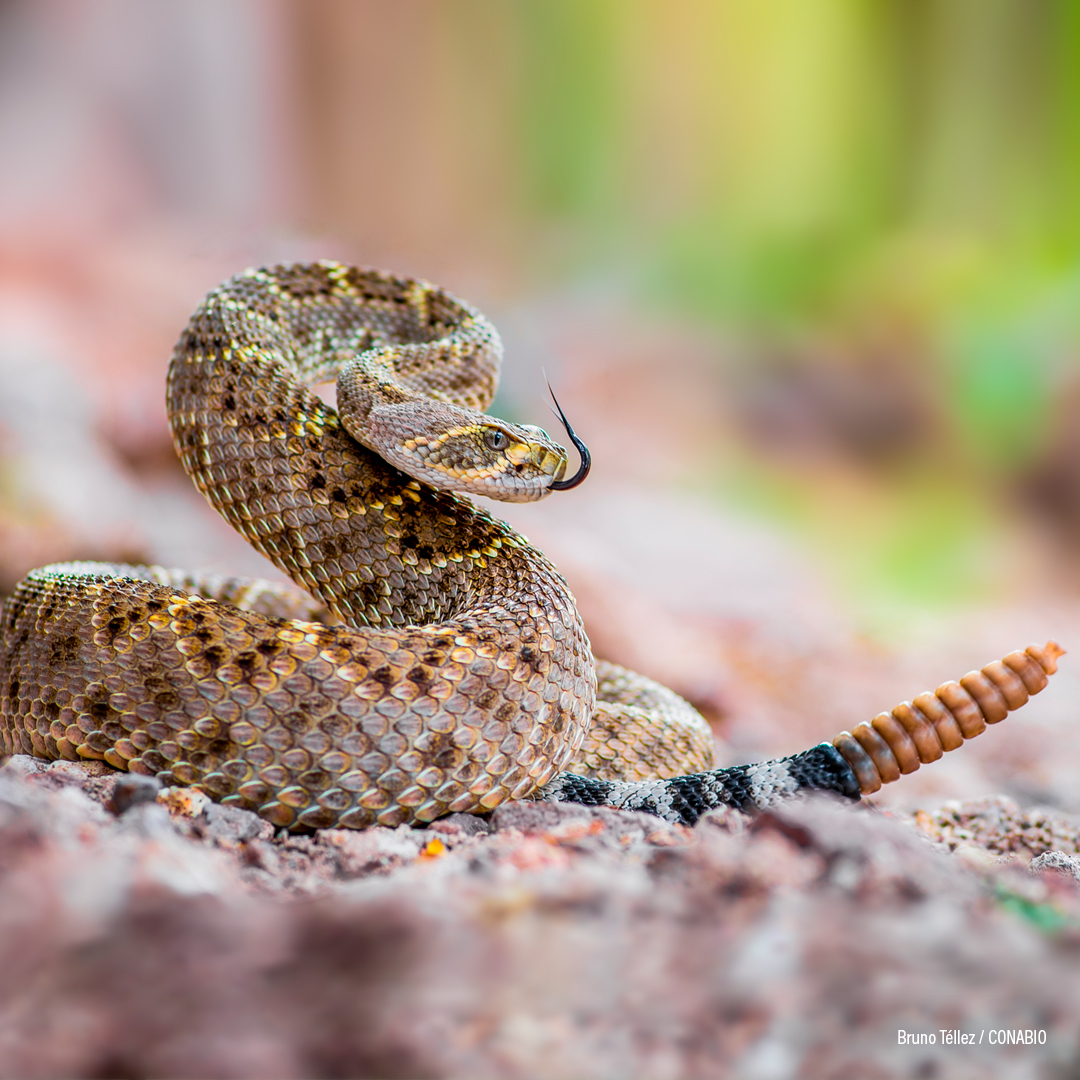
337;362;590;501
398;418;573;502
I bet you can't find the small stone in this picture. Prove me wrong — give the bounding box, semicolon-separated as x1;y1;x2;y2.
428;812;492;837
107;774;162;816
200;801;273;847
0;755;50;777
157;785;211;820
1031;850;1080;881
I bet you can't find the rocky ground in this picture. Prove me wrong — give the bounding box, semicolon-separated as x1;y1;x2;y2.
1;754;1080;1079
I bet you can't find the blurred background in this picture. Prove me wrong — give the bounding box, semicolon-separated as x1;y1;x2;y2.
2;0;1080;811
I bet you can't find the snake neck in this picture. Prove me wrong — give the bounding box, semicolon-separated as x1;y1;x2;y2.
165;263;589;641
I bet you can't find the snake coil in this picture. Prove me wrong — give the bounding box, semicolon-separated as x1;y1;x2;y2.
0;263;1066;829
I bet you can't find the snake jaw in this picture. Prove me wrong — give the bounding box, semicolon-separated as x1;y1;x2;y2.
485;438;569;502
507;440;569;483
547;449;569;485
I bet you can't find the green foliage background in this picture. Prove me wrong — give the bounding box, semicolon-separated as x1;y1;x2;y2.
496;0;1080;619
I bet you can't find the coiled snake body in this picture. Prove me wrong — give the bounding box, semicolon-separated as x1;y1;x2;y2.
0;264;1062;828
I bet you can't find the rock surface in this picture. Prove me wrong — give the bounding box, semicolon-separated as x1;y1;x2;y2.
1;756;1080;1078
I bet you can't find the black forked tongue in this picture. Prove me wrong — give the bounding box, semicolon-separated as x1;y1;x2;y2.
547;385;592;491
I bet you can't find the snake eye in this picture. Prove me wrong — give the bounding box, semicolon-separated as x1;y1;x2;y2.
484;428;510;451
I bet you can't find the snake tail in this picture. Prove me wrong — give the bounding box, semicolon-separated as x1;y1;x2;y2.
538;642;1063;826
832;641;1063;794
538;743;859;825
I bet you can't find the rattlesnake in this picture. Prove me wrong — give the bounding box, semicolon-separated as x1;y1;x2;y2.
0;263;1063;828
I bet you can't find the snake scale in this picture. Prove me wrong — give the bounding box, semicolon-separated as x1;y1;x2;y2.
0;263;1063;829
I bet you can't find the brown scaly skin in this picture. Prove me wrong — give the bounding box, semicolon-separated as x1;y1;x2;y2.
0;263;710;831
0;262;1063;830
